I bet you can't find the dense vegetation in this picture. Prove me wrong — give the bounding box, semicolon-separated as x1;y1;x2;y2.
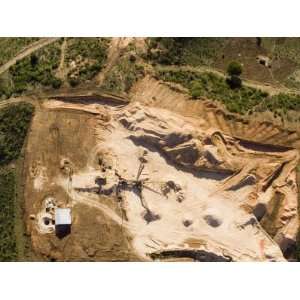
156;69;268;114
0;169;17;261
0;40;62;98
0;103;34;165
146;38;225;66
0;38;39;66
0;103;34;261
66;38;110;86
102;55;145;93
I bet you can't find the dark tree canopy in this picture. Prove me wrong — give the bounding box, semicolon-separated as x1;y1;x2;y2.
227;61;243;76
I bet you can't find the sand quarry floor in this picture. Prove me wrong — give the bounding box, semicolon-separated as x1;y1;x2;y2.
23;97;299;261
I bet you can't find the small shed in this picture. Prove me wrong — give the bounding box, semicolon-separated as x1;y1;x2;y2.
55;208;72;238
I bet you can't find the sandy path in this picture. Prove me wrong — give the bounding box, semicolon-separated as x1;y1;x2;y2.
0;37;60;75
56;38;67;81
96;37;134;86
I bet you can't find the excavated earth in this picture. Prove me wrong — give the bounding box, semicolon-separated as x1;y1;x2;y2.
23;85;300;261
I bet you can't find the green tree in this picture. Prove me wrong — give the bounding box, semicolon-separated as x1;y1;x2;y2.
226;75;242;89
227;61;242;76
227;61;243;89
30;54;38;66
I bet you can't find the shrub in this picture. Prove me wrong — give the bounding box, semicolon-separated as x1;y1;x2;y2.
69;77;79;87
30;54;38;66
190;81;202;98
51;77;62;89
227;61;242;76
226;75;242;89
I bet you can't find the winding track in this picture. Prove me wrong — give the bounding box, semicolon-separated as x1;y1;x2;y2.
156;64;300;96
0;37;60;76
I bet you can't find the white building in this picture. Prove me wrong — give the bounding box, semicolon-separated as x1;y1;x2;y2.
55;208;72;238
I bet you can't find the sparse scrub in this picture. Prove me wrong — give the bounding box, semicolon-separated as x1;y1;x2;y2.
0;38;40;66
102;55;145;93
146;38;225;66
257;93;300;113
0;40;62;98
157;69;267;114
66;38;110;85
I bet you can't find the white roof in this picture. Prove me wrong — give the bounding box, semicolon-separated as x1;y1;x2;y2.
55;208;72;225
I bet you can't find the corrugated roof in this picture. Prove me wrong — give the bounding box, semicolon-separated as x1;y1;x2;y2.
55;208;72;225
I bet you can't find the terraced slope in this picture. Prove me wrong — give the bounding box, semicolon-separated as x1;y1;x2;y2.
130;75;300;149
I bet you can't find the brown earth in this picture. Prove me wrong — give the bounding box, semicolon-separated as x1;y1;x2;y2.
23;103;138;261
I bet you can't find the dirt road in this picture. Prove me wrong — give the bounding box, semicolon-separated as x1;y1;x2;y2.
0;37;60;75
156;65;299;96
96;37;134;86
56;38;67;81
